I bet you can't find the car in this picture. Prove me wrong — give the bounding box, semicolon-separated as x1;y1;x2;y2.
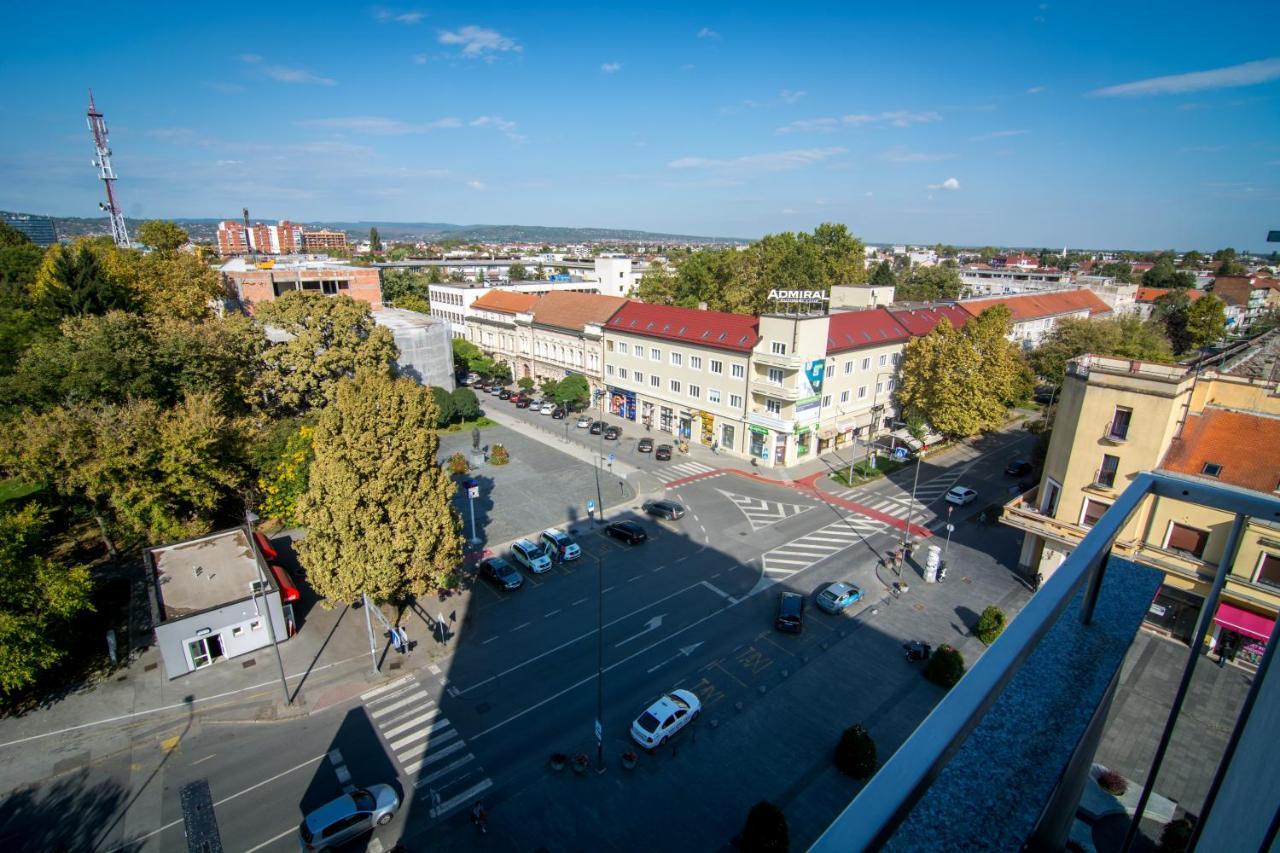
551;408;566;419
589;421;606;435
630;689;701;750
945;486;979;506
775;591;806;633
480;557;523;590
603;426;622;440
577;414;594;428
643;499;686;520
815;581;864;615
540;528;581;561
540;402;557;415
1005;460;1033;477
515;397;532;408
605;520;647;545
655;444;673;461
498;389;512;400
510;538;553;573
637;437;654;453
298;785;400;852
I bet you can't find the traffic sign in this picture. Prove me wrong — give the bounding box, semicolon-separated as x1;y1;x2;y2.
608;452;616;463
468;486;480;499
587;499;596;511
595;720;603;743
893;447;908;460
946;524;955;533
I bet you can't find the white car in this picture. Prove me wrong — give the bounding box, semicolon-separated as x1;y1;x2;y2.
510;538;553;574
577;415;594;428
945;486;978;506
630;689;701;750
540;402;556;415
540;528;581;561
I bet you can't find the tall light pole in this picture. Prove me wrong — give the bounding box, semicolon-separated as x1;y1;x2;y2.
244;510;291;704
595;553;605;772
942;505;955;564
899;436;923;553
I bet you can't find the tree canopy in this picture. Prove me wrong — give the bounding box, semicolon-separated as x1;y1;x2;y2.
506;263;529;281
1142;255;1195;289
895;265;965;302
1029;316;1173;385
381;269;432;313
136;220;189;252
1095;262;1133;283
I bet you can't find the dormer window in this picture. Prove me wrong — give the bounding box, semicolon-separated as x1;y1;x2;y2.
1201;462;1222;478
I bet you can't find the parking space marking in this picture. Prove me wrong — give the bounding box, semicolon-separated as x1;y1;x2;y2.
510;622;531;632
711;660;752;688
757;632;801;657
735;646;774;677
480;636;498;645
686;674;729;710
544;609;562;618
572;597;590;607
628;575;642;583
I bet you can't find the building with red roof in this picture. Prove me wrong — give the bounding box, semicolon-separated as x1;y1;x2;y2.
959;289;1112;348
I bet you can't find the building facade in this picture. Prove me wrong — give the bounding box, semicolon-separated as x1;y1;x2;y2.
959;289;1112;349
372;308;455;390
511;292;627;399
301;229;349;251
219;258;383;313
431;278;607;338
466;290;540;363
2;213;58;246
216;219;304;256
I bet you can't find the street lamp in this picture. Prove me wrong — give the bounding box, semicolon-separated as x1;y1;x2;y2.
942;505;955;565
594;553;605;773
897;424;924;553
464;478;481;545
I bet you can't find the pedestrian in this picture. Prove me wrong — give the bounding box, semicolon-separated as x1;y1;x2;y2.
397;625;410;653
390;628;403;653
712;441;719;455
471;801;488;833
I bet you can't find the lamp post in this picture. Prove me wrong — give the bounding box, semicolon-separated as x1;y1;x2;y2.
244;509;292;704
594;553;605;772
942;505;955;564
897;422;924;553
464;479;481;545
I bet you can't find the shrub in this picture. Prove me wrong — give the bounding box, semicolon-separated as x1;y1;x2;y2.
975;606;1007;645
739;801;789;853
257;424;314;525
834;724;877;779
517;377;535;392
924;644;966;688
1096;768;1127;796
489;444;510;465
1158;816;1195;853
446;452;469;476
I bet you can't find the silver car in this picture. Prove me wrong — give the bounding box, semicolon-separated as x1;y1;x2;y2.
299;784;399;852
577;414;594;428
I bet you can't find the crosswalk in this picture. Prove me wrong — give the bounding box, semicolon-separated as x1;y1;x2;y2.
832;468;968;529
717;489;813;531
651;460;722;485
360;675;493;820
760;516;890;581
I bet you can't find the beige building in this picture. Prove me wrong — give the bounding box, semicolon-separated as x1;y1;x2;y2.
466;290;539;361
1001;331;1280;662
512;292;627;399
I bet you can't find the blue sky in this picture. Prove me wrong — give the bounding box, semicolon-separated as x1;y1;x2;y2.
2;1;1278;250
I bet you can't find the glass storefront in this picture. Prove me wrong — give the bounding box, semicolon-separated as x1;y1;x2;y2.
607;387;636;420
660;406;674;432
1144;585;1202;643
749;426;768;459
721;424;735;452
796;428;811;457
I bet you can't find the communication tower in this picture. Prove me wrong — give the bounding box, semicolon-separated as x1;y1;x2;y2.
86;91;131;248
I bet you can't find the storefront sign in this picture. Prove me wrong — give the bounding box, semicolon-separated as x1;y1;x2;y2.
607;387;636;420
795;396;821;424
803;360;825;396
748;425;770;436
768;289;829;302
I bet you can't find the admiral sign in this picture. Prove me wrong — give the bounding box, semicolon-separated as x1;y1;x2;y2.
768;289;829;303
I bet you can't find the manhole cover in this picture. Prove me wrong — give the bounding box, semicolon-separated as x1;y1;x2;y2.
476;702;491;715
389;661;402;670
962;576;973;584
242;659;257;668
912;602;926;612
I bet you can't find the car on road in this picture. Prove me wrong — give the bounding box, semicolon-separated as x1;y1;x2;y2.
630;689;701;750
551;408;566;419
605;520;648;545
1004;459;1033;477
577;414;594;428
510;538;553;574
480;557;524;590
540;402;556;415
298;785;400;852
775;591;806;633
498;389;512;400
654;444;673;460
589;420;606;435
541;528;581;561
945;486;979;506
643;499;686;520
603;426;622;440
515;397;532;408
815;581;863;615
637;437;654;453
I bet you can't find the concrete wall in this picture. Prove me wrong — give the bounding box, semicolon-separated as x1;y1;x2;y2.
154;591;287;679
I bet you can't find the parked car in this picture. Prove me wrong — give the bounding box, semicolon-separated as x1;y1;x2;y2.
1004;459;1033;477
775;592;806;633
540;402;557;415
577;415;594;428
510;538;553;574
515;397;532;408
498;389;512;400
603;426;622;440
815;581;863;615
630;689;701;750
655;444;673;461
480;557;523;590
643;499;686;520
590;421;606;435
540;528;581;562
605;520;648;545
551;408;566;419
298;785;399;852
637;437;654;453
945;486;979;506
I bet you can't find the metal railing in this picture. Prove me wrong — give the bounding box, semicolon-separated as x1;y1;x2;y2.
810;471;1280;851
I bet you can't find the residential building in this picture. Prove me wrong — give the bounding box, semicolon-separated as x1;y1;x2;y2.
466;290;540;362
829;283;897;310
219;257;382;313
959;265;1072;297
1210;275;1280;331
1001;330;1280;656
371;308;454;390
813;308;912;454
2;213;58;246
1076;275;1139;315
430;278;605;338
301;228;349;252
511;292;628;398
216;219;304;256
1133;286;1204;321
959;289;1112;348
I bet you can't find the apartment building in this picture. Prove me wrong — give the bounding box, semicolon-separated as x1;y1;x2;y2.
960;265;1071;297
218;257;382;313
811;308;912;454
2;213;58;246
1210;275;1280;331
1001;330;1280;660
1076;275;1138;315
216;220;304;256
466;290;539;357
959;289;1112;349
301;229;349;251
1133;286;1205;321
512;292;627;398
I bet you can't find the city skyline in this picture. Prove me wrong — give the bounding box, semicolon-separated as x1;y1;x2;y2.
1;1;1277;251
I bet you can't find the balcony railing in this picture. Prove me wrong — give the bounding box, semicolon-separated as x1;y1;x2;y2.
750;350;805;370
813;472;1280;851
746;408;794;432
749;378;803;401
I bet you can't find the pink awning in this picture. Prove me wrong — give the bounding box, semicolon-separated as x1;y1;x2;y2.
1213;602;1275;642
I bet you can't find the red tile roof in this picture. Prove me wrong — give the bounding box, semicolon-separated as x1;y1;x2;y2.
1136;287;1204;304
887;305;971;336
530;292;628;332
606;302;759;352
826;308;911;353
959;289;1112;323
470;290;540;314
1160;408;1280;494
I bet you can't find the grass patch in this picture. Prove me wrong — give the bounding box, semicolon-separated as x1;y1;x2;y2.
829;456;909;486
437;416;496;434
0;479;41;503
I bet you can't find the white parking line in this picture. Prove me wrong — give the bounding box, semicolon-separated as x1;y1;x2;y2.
511;622;531;632
545;609;562;617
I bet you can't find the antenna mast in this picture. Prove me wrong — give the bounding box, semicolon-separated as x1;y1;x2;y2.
86;90;131;248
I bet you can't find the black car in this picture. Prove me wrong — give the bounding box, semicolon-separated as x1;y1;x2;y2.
1005;460;1033;477
480;557;523;590
603;426;622;440
775;592;805;633
643;499;686;520
589;421;606;435
638;437;654;453
516;397;532;408
654;444;673;461
498;389;513;400
605;521;648;545
551;408;566;419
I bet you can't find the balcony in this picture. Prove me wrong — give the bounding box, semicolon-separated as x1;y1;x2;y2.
814;472;1280;851
750;350;805;370
749;378;803;401
746;408;794;433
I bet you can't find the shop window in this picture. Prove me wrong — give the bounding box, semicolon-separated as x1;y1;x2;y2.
1256;553;1280;589
1165;523;1209;558
1080;498;1110;528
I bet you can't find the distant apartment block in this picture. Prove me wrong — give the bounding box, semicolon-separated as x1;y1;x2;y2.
1210;275;1280;331
2;213;58;246
959;264;1072;296
216;219;305;256
301;228;349;252
219;257;382;313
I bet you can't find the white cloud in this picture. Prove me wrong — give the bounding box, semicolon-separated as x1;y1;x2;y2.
295;116;461;134
881;148;957;163
779;89;806;103
1091;57;1280;97
970;129;1028;141
468;180;486;190
864;191;873;197
928;177;961;190
375;8;423;24
438;26;521;60
781;208;796;214
470;115;525;142
1025;85;1046;94
412;53;428;64
777;110;940;133
668;147;846;175
697;27;720;39
601;62;622;74
214;159;243;167
263;65;336;85
239;54;262;64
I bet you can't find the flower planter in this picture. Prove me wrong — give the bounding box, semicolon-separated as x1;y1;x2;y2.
571;754;589;774
549;753;567;772
621;752;638;770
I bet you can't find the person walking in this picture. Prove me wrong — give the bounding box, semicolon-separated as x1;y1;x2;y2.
471;801;488;833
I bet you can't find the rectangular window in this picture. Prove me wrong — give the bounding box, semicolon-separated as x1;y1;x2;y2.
1165;523;1209;558
771;341;787;355
670;379;681;393
689;385;700;399
731;364;745;379
634;371;644;384
618;368;628;380
607;340;615;352
1201;462;1222;478
1080;498;1110;528
617;342;628;355
670;352;683;367
322;280;340;296
710;359;723;374
606;365;615;376
690;356;702;370
844;360;853;374
824;364;833;378
232;625;244;637
1097;454;1120;488
861;357;871;371
729;393;743;408
708;389;721;403
651;347;661;361
721;424;735;448
876;381;884;395
840;390;850;403
250;620;263;631
650;375;660;388
1109;406;1133;440
766;399;782;415
1257;553;1280;589
822;394;832;407
893;353;902;366
768;367;784;384
858;386;867;399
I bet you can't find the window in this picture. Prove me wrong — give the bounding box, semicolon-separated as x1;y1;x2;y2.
710;359;723;374
1096;454;1120;488
607;340;615;352
670;379;681;393
879;354;888;367
606;365;615;376
1080;498;1110;528
858;386;868;399
729;394;743;408
1201;462;1222;478
232;626;244;637
766;399;782;415
708;389;721;403
250;620;263;631
822;394;831;407
893;352;902;366
1257;553;1280;589
768;367;784;384
825;364;833;378
634;371;644;384
690;356;702;370
670;352;683;367
1109;406;1132;440
689;385;700;399
617;342;628;355
618;368;629;380
840;390;850;403
771;341;787;355
635;346;644;359
1165;523;1209;558
722;424;735;448
844;360;853;375
861;357;871;370
731;363;745;379
651;348;661;361
650;374;660;387
876;381;884;395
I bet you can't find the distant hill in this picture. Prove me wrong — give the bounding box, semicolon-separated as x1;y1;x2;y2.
3;211;744;246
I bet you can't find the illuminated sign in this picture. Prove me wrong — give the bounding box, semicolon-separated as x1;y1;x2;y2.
767;289;829;302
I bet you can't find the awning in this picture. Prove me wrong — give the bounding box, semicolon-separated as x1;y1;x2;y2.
1213;601;1275;642
270;564;301;603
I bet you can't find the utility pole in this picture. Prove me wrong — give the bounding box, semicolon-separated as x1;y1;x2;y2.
244;510;291;704
86;91;130;248
595;554;605;772
900;444;923;553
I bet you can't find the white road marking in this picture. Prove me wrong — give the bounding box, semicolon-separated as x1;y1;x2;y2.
430;778;494;819
397;728;461;762
402;739;467;775
511;621;531;632
370;693;429;719
481;636;498;644
413;753;477;788
391;719;455;752
700;580;731;600
381;707;441;739
360;674;417;702
545;609;562;617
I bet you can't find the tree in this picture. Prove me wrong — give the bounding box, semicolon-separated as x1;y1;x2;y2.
1029;317;1173;386
381;269;432;311
255;422;315;525
369;227;382;252
975;606;1007;644
506;263;529;281
450;387;480;421
1185;293;1226;351
1095;261;1132;283
101;247;223;321
0;504;94;695
540;378;560;398
1213;247;1243;276
869;260;897;288
253;292;397;415
552;374;590;409
924;644;966;688
452;338;485;375
516;377;535;392
1143;256;1195;289
430;385;456;426
31;242;134;318
1181;250;1203;268
295;371;464;603
739;801;789;853
0;221;33;248
137;220;189;253
897;265;964;302
834;724;878;779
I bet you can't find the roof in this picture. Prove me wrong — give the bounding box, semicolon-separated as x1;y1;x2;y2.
1210;277;1277;306
959;289;1112;323
886;305;972;336
605;302;759;352
372;307;448;331
826;308;911;353
1159;407;1280;494
530;292;628;332
148;527;274;621
1135;287;1204;304
470;290;540;314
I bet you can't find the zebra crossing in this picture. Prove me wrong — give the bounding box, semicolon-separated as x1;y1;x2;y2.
833;468;967;528
717;489;814;530
651;460;722;485
760;516;890;581
360;675;493;820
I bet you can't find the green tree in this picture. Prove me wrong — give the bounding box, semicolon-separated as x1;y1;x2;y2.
634;262;679;305
739;801;789;853
254;292;397;415
0;221;33;248
136;220;189;253
897;265;964;302
450;387;480;421
0;504;94;695
552;373;590;409
452;338;485;375
506;263;529;281
110;249;222;321
31;242;134;318
975;606;1007;644
540;378;560;398
1029;316;1173;386
430;385;456;426
296;371;464;603
1213;247;1243;276
1095;261;1132;283
369;227;382;252
834;724;877;779
1143;256;1195;289
1181;250;1203;268
924;644;966;688
1152;290;1202;354
869;260;897;288
1185;293;1226;351
516;377;535;393
381;269;432;310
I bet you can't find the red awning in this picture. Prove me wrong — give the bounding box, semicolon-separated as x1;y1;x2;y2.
1213;602;1275;642
270;564;300;603
254;530;278;561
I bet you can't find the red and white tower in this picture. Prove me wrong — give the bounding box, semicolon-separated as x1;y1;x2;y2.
86;91;131;248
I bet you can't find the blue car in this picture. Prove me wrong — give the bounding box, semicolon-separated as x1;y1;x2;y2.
815;581;863;615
